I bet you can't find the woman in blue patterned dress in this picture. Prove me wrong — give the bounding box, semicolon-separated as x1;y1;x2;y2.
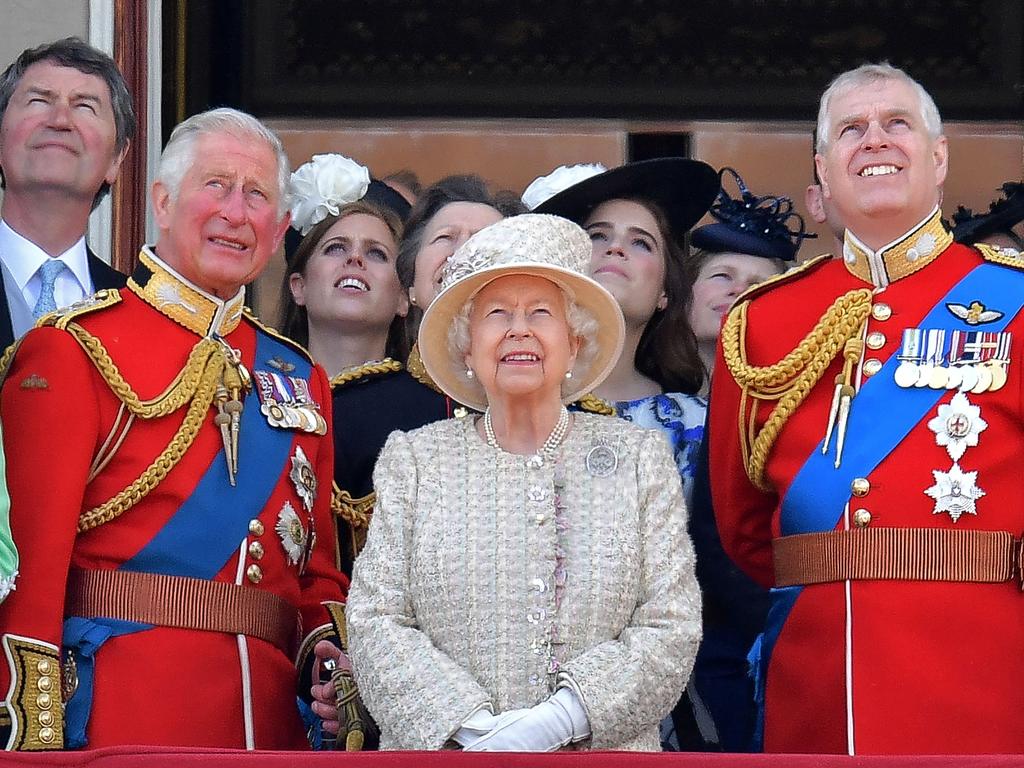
527;159;717;505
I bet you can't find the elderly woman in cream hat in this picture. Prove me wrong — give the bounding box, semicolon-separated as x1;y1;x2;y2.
345;214;701;751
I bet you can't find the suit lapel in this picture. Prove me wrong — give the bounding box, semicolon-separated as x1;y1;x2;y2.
86;248;127;291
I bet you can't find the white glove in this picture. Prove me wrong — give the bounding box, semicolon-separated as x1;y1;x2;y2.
462;688;590;752
452;706;531;748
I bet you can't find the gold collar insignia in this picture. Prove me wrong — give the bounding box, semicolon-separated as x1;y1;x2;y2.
128;247;246;338
842;208;952;289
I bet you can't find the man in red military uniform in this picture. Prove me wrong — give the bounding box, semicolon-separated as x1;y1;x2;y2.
0;108;347;750
710;63;1024;754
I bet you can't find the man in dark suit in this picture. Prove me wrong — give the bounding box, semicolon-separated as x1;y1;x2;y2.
0;37;135;350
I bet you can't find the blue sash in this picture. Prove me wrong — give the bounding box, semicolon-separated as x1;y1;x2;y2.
63;330;313;747
781;262;1024;535
121;332;310;577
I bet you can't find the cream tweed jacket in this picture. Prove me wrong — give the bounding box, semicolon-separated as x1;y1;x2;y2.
346;411;701;750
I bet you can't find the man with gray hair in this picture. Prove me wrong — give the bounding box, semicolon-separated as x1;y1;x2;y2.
709;62;1024;753
0;107;347;750
0;37;134;350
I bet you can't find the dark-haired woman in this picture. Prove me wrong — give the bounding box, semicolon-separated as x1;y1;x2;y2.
531;159;717;505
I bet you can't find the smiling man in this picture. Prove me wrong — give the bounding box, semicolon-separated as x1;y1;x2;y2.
708;63;1024;754
0;108;347;750
0;38;134;350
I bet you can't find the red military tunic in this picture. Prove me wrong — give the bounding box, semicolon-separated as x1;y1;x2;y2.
710;210;1024;754
0;248;346;750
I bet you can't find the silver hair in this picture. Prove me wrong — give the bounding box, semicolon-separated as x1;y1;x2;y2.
815;63;942;153
447;287;599;397
156;107;291;217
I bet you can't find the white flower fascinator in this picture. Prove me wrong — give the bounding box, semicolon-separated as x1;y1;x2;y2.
289;153;371;235
521;163;608;210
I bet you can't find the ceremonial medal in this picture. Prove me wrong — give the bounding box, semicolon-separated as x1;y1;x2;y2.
289;446;317;513
894;362;919;388
894;329;923;388
944;366;962;390
926;392;987;462
914;364;933;388
276;501;308;566
925;463;985;523
585;443;618;477
988;361;1008;391
971;364;992;394
254;370;328;435
958;364;979;392
927;366;948;389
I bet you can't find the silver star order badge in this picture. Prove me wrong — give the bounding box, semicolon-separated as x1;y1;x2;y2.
276;501;308;565
924;463;985;523
926;392;987;462
289;445;317;513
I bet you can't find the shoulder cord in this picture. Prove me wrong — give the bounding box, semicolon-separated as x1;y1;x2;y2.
720;288;873;490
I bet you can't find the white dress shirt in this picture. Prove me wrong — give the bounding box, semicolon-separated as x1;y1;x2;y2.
0;219;92;340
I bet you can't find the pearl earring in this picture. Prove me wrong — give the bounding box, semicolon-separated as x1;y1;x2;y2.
466;368;475;379
565;370;573;380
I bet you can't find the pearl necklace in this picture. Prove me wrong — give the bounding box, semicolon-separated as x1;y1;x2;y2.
483;406;570;460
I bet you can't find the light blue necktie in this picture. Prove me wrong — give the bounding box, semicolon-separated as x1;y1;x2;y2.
32;259;68;318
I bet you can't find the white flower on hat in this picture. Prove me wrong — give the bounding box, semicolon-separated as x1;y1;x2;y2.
289;153;371;235
521;163;607;210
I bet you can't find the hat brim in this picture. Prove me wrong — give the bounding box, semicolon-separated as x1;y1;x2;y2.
533;158;719;240
418;263;625;412
690;222;797;261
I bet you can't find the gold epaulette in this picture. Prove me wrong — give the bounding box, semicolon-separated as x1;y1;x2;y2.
406;344;443;394
721;284;874;491
733;253;833;305
975;242;1024;269
330;358;403;388
575;393;615;415
242;307;316;365
332;483;375;529
39;288;123;331
0;290;123;382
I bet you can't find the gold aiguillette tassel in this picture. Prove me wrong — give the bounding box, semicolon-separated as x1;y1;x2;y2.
822;337;864;468
213;383;236;485
821;374;844;455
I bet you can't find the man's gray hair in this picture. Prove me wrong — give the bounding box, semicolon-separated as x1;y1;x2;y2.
156;107;291;217
816;63;942;153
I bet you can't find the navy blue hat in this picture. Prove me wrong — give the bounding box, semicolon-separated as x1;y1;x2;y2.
952;182;1024;247
690;168;814;262
532;158;719;243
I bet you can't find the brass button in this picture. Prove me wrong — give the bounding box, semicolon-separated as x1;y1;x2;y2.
248;541;265;560
863;358;883;376
248;519;265;536
871;303;892;321
850;477;871;497
36;676;52;692
852;509;872;527
36;693;51;709
38;727;55;744
36;659;52;675
38;710;54;727
246;564;263;584
866;331;886;350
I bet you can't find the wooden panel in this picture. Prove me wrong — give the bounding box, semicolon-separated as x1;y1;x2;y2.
253;121;625;321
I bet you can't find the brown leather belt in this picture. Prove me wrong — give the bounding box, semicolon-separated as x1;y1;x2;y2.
65;569;299;654
773;528;1024;588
